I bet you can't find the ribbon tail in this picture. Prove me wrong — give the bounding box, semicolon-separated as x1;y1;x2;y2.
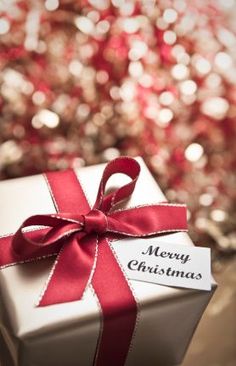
92;238;137;366
38;234;97;306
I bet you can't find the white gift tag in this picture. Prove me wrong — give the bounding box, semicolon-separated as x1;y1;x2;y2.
113;239;211;291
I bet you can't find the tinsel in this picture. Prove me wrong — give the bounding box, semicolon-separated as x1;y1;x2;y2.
0;0;236;256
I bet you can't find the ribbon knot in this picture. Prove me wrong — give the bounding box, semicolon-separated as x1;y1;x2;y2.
82;209;108;234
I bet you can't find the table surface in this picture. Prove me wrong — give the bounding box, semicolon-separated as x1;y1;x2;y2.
182;256;236;366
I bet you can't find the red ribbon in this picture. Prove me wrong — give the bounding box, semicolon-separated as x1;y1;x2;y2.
0;157;187;366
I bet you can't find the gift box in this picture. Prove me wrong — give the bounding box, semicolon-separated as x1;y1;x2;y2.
0;157;216;366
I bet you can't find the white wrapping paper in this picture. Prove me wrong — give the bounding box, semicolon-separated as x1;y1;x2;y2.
0;158;216;366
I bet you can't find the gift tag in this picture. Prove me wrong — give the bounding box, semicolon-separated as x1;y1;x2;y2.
113;239;211;291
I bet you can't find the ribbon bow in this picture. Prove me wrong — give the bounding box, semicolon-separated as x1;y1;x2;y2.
9;157;187;306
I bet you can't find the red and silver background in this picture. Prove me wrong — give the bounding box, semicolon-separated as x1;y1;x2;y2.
0;1;235;365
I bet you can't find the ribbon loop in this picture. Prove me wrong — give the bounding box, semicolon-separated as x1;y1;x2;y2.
12;214;82;257
94;157;140;213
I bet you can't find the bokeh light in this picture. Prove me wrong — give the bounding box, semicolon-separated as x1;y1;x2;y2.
0;0;235;256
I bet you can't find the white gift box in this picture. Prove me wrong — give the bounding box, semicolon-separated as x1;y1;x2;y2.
0;158;216;366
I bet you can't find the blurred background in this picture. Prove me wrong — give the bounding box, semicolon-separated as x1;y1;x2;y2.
0;1;235;365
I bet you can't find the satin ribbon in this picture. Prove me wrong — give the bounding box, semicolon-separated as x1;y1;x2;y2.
0;157;187;366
